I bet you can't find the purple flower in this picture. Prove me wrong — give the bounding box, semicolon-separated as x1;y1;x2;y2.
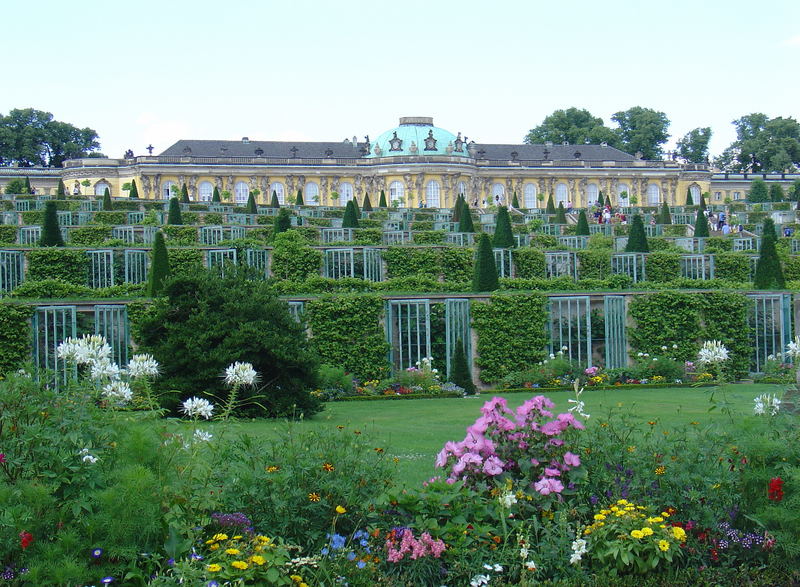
590;495;599;505
207;582;220;587
101;578;114;584
91;548;103;559
357;560;366;569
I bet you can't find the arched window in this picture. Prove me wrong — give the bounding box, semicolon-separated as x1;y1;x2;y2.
647;184;660;205
523;183;537;208
162;180;176;200
457;181;467;198
94;181;111;196
270;182;285;205
304;182;319;205
617;183;630;203
234;181;250;204
555;182;568;206
586;183;599;205
425;180;441;208
339;182;354;203
389;180;404;205
492;183;505;205
689;185;701;201
198;181;214;202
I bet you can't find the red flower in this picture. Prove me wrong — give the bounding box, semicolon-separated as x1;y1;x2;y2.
768;477;784;502
0;453;5;463
19;531;33;550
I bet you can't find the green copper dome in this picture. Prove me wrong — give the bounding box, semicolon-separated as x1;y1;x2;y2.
367;117;470;158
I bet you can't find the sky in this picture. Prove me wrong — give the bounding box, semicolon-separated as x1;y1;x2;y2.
3;0;799;160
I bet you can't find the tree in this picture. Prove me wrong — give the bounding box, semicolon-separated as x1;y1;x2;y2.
39;201;64;247
362;194;373;211
753;219;785;289
715;113;800;173
789;179;800;202
102;187;112;211
379;190;387;208
747;179;769;203
3;179;26;195
246;192;258;214
611;106;670;160
295;189;304;206
452;194;464;223
270;190;280;208
575;210;590;235
693;207;709;237
493;206;514;248
675;127;712;163
146;230;170;297
352;195;361;219
274;208;291;234
472;233;499;292
511;192;520;209
685;188;694;206
658;201;672;225
769;184;785;202
545;194;556;214
136;267;322;418
524;107;620;147
699;193;707;210
458;201;475;233
129;179;139;199
167;197;183;225
180;183;189;204
624;215;649;253
23;176;32;194
449;337;476;395
212;186;221;203
555;202;567;224
342;200;360;228
56;179;66;197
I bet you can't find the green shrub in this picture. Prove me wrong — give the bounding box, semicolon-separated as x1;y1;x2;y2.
472;233;498;291
161;225;197;245
512;248;546;278
625;215;649;252
93;211;127;225
383;247;439;278
645;252;680;282
167;248;203;276
714;253;751;282
39;202;64;247
577;249;611;279
27;248;88;284
0;225;17;244
147;231;170;297
68;226;112;246
270;230;322;280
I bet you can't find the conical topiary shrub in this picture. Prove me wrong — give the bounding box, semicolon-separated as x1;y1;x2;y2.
24;177;32;194
625;214;649;253
39;201;64;247
342;200;360;228
379;190;388;208
452;194;464;223
699;192;707;209
146;230;170;297
212;186;221;203
352;196;361;219
167;197;183;225
450;337;476;395
57;180;66;197
754;219;785;289
685;188;693;206
362;194;373;211
472;233;499;292
129;179;139;199
659;201;672;224
271;190;280;208
180;183;190;204
246;192;258;214
511;192;520;209
545;194;556;214
575;210;590;236
458;202;475;233
693;207;709;237
102;188;113;211
555;202;567;224
274;208;291;234
296;189;304;206
493;206;514;248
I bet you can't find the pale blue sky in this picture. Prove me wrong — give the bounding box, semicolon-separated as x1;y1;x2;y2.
3;0;799;159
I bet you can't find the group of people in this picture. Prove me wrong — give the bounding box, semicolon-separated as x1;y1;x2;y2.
592;201;627;225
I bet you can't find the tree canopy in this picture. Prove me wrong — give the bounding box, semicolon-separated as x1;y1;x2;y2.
524;107;620;147
676;127;712;163
611;106;670;160
714;113;800;173
0;108;101;167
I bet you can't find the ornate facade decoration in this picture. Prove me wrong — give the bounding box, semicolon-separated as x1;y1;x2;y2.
388;131;402;152
423;130;437;151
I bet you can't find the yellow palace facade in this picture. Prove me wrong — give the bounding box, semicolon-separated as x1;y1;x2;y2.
56;117;712;208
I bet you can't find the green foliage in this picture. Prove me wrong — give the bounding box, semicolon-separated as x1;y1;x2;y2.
511;192;520;209
68;226;112;246
102;188;112;211
161;225;197;245
685;188;693;206
703;236;733;253
93;211;127;224
676;126;712;163
246;192;257;214
769;183;785;202
270;190;280;208
575;210;590;235
270;230;322;280
379;189;387;207
545;194;555;214
411;231;444;245
452;193;463;223
449;337;475;394
362;193;372;211
212;186;220;202
39;201;64;247
56;179;66;196
167;197;183;225
306;294;389;381
129;179;139;199
4;178;27;194
512;247;546;278
27;248;87;284
383;247;439;278
693;207;709;237
0;225;18;244
713;253;751;282
471;293;548;382
472;233;498;292
644;252;680;282
180;183;190;204
715;112;800;173
440;247;474;282
577;249;611;279
167;248;203;276
0;303;34;375
754;218;785;289
555;202;567;224
273;208;292;234
611;106;670;160
147;231;170;297
492;206;514;248
457;206;475;233
658;201;672;224
525;107;620;147
137;268;322;417
342;200;360;228
747;179;769;203
625;215;649;252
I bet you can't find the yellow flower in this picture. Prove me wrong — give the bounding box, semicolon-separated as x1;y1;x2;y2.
641;527;654;536
627;446;636;452
207;563;222;572
658;540;670;552
617;499;629;505
231;560;249;570
593;514;606;521
250;555;266;565
335;505;347;514
209;543;220;551
225;548;241;556
655;465;666;475
672;526;686;541
290;576;303;583
661;511;671;517
205;539;215;544
322;462;335;472
256;535;271;544
630;530;645;539
212;533;229;541
308;492;321;502
266;466;279;473
232;535;242;540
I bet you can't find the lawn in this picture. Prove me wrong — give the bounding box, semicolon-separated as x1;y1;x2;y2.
203;383;785;487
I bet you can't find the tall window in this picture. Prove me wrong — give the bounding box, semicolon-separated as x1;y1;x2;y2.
457;181;467;198
647;184;660;205
270;182;285;205
389;180;404;205
617;183;630;203
523;183;537;208
492;183;505;204
234;181;250;204
425;180;441;208
94;181;111;196
689;185;701;202
714;191;722;201
198;181;214;201
586;183;599;205
162;180;176;200
555;182;568;206
305;182;319;205
339;182;353;203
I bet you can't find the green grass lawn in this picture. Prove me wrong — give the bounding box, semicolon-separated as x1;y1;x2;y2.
200;383;788;488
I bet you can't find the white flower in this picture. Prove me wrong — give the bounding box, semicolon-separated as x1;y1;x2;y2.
637;352;643;357
652;357;658;362
498;491;517;508
57;334;112;365
90;358;121;381
568;399;590;419
753;393;781;416
672;344;678;349
519;546;529;559
786;336;800;360
79;448;98;463
102;380;132;403
223;362;258;387
570;537;588;564
549;353;555;360
697;340;730;366
661;345;668;351
470;574;491;587
524;560;537;571
181;397;215;419
193;429;213;443
561;345;568;352
127;354;160;378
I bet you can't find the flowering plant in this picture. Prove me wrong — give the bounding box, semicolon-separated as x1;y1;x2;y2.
753;393;781;416
696;340;730;382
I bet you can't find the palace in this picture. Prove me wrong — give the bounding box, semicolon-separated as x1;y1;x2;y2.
1;117;797;205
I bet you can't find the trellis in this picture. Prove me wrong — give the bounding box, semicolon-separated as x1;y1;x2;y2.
545;252;577;279
18;226;41;245
207;249;238;275
287;301;305;322
127;211;145;224
245;249;269;277
444;232;474;246
363;248;384;282
112;225;136;244
383;231;412;245
32;305;76;390
557;236;588;250
493;249;514;278
321;228;353;243
0;250;24;292
88;250;115;288
748;293;792;372
611;253;646;282
680;255;714;280
57;211;73;225
382;220;406;231
603;295;627;368
589;224;613;235
124;249;149;284
548;296;592;367
733;238;757;252
386;299;431;371
323;248;355;279
445;298;472;378
200;226;225;245
94;304;129;366
433;222;456;232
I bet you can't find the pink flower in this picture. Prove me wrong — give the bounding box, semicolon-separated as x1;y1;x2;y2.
584;366;599;376
540;421;562;436
563;452;581;467
0;453;5;464
544;467;561;477
533;477;564;495
482;455;504;476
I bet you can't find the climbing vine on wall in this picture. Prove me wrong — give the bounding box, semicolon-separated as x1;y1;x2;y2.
27;249;89;285
0;302;34;375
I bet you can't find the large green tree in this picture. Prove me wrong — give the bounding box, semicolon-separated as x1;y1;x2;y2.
747;179;769;203
342;200;360;228
789;179;800;202
693;207;709;237
575;210;590;235
611;106;670;160
524;107;620;147
714;113;800;173
676;127;711;163
449;337;475;395
769;184;785;202
0;108;101;166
